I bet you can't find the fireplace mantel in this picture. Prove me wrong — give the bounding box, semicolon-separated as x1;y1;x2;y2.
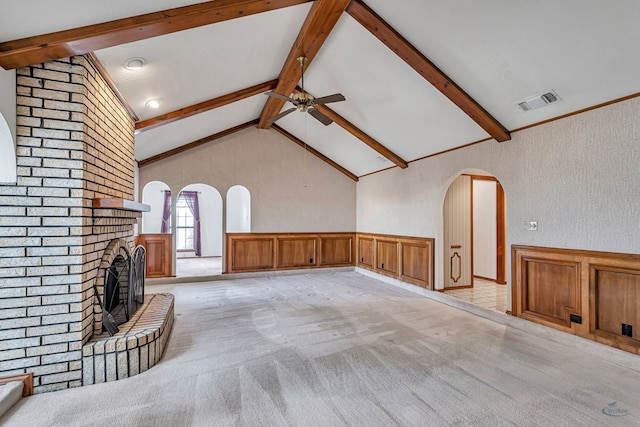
92;198;151;212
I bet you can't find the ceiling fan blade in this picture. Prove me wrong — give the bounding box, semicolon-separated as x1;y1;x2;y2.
311;93;345;105
264;91;298;104
308;108;333;126
266;107;297;123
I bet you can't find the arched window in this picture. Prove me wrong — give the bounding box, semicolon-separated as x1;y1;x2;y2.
226;185;251;232
0;113;16;183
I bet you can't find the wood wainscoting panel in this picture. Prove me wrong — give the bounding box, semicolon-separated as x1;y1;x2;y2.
522;258;581;328
135;233;172;278
277;237;317;268
357;236;375;268
400;241;432;288
591;266;640;353
376;240;399;276
513;245;640;355
319;235;354;266
230;238;274;272
357;233;434;290
225;233;355;274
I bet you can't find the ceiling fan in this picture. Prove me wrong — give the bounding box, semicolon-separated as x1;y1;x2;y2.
265;56;345;126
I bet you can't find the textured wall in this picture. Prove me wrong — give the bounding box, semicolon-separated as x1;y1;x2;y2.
138;127;357;233
357;97;640;294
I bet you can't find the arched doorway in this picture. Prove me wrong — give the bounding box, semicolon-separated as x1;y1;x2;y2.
441;171;507;313
174;184;223;277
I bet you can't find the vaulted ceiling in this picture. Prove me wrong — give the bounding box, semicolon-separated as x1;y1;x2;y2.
2;1;640;180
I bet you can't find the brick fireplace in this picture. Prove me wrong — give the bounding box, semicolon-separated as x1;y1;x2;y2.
0;55;173;393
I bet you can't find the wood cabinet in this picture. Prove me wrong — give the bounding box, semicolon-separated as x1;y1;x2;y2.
226;233;355;274
513;245;640;355
134;233;172;278
357;233;434;289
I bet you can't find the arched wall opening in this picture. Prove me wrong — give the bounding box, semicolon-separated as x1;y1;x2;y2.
0;112;16;183
174;183;223;277
226;185;251;233
141;181;171;234
438;168;508;312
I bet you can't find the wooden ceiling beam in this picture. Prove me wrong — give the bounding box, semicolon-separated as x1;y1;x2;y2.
272;125;359;181
137;119;258;168
257;0;352;129
136;80;278;132
346;0;511;142
0;0;313;70
313;104;408;169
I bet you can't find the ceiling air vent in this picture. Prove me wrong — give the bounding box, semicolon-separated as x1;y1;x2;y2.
518;90;561;111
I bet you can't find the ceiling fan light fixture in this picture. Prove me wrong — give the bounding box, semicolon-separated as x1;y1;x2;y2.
124;57;146;70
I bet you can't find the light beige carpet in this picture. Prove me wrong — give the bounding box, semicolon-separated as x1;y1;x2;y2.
2;271;640;426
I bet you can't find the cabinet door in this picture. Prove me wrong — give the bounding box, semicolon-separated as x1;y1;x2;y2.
376;240;398;275
135;234;172;278
358;237;374;268
277;238;316;268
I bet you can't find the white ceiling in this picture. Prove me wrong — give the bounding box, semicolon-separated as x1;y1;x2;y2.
2;1;640;177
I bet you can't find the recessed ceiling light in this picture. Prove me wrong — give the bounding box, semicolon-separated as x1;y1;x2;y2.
124;57;146;70
145;99;160;109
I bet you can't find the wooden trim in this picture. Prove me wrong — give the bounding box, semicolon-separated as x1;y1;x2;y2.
496;182;506;284
92;198;150;212
511;91;640;134
271;125;359;181
511;245;640;262
135;80;278;132
473;275;497;282
137;119;258;167
0;0;313;70
470;175;474;283
257;0;352;128
0;373;33;397
346;0;510;142
359;91;640;181
440;285;474;291
313;104;408;169
86;53;138;121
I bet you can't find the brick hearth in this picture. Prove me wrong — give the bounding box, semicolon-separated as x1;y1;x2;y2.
0;55;173;393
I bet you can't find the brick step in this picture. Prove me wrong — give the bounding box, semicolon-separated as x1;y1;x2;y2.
81;293;174;385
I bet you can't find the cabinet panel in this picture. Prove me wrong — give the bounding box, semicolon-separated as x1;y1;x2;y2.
135;234;172;278
401;243;429;287
376;240;398;275
232;238;274;271
357;237;374;268
523;259;580;327
320;237;353;266
594;267;640;344
277;238;316;268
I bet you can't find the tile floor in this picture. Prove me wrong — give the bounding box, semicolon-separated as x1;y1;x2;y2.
444;278;508;313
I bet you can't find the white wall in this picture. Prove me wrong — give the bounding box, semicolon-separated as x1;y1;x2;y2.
141;181;170;233
226;185;251;232
473;179;497;280
179;184;223;257
0;68;16;183
357;97;640;304
139;127;356;232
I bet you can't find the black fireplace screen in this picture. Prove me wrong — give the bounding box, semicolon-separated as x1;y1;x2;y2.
100;245;146;335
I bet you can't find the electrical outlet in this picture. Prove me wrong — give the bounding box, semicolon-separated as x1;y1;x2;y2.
525;221;538;231
622;323;633;337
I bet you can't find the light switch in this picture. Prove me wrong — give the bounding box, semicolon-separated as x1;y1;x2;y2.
525;221;538;231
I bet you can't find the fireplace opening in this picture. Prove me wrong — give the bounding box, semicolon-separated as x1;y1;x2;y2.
99;245;146;335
